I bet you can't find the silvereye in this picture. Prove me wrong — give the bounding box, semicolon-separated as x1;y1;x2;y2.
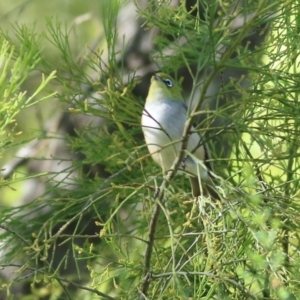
141;72;218;198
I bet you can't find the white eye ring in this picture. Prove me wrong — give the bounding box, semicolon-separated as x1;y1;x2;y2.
163;79;173;87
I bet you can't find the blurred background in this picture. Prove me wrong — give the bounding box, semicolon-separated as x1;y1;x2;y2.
1;0;104;204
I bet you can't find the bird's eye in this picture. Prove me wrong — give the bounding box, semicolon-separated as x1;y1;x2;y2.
163;79;173;88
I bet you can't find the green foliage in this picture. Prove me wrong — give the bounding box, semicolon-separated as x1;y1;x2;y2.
1;0;300;300
0;29;56;155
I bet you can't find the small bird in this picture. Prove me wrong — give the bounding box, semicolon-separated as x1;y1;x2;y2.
141;72;218;198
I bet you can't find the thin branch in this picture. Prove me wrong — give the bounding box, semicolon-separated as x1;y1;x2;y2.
56;275;116;300
0;224;31;246
140;202;161;296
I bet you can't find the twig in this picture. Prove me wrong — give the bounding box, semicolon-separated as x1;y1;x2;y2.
55;274;116;299
0;224;31;246
140;202;161;296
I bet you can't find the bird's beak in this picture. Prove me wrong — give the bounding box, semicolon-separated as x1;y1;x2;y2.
152;73;162;83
